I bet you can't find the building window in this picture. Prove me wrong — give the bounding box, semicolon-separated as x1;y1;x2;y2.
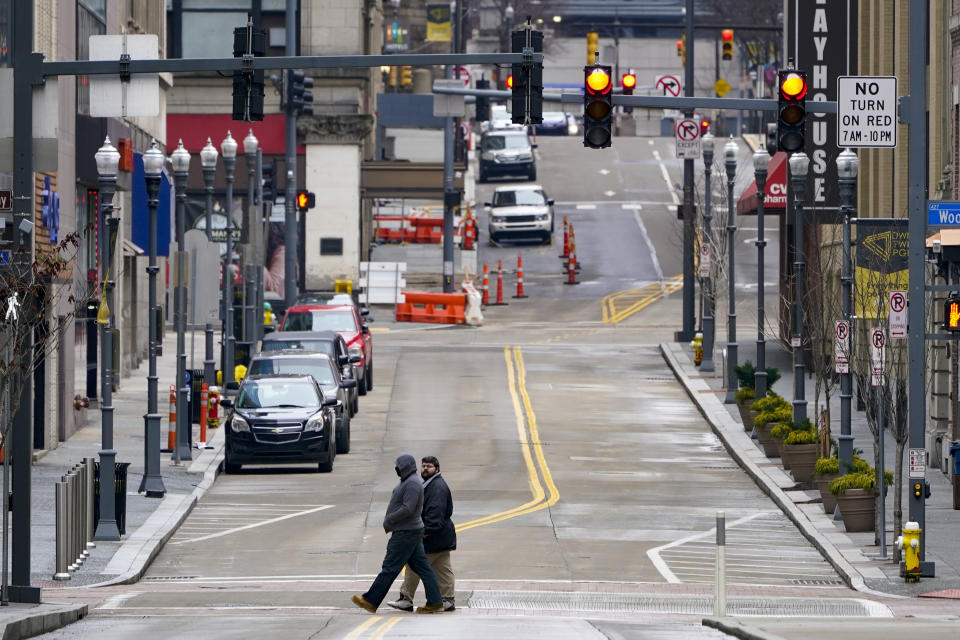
319;237;343;256
168;1;287;58
77;2;106;116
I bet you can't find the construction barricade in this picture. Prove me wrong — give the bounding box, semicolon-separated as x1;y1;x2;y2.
396;291;467;325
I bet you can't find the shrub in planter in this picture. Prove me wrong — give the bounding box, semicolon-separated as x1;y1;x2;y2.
782;426;818;482
750;395;788;414
829;470;893;533
814;456;870;513
735;386;756;430
734;361;782;391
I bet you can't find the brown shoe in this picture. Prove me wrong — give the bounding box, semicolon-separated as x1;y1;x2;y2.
416;602;444;614
352;594;377;614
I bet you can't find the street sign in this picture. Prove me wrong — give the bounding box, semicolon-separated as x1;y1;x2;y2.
888;290;907;338
790;336;801;348
674;117;701;159
834;320;850;374
457;66;471;88
698;242;711;277
655;74;682;97
927;200;960;226
837;76;898;148
0;250;9;266
713;77;731;97
432;79;465;117
89;34;160;117
909;448;926;478
870;327;886;387
0;190;10;212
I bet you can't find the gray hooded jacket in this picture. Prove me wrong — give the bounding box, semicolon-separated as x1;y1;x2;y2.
382;454;424;533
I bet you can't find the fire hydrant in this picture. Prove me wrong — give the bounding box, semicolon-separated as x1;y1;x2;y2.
895;521;922;583
692;332;703;366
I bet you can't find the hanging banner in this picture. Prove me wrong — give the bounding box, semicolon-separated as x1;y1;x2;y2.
426;3;452;43
855;219;908;320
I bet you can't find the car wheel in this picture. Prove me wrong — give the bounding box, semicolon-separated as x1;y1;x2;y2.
478;169;487;183
352;394;359;415
528;169;537;181
317;455;334;473
366;363;373;391
224;459;242;474
336;412;351;454
358;371;367;396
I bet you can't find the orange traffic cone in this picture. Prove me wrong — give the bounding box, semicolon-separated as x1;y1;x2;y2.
199;382;209;446
490;259;508;305
564;250;579;285
559;217;569;258
513;254;528;299
569;223;581;271
481;263;489;305
166;385;176;451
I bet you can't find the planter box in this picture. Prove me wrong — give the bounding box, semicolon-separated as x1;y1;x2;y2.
755;424;780;458
775;439;789;469
736;403;756;431
782;443;818;483
836;488;876;532
816;473;840;513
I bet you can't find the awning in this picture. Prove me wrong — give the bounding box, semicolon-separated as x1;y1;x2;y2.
736;151;787;215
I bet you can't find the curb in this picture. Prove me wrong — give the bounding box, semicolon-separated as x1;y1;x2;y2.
0;603;88;640
702;617;791;640
659;341;879;595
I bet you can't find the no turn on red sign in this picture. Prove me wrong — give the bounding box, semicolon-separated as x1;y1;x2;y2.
888;290;907;338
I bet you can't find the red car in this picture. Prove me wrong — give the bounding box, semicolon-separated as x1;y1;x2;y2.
279;304;373;395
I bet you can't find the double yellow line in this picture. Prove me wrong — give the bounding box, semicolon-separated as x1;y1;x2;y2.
345;616;402;640
601;275;683;324
455;347;559;533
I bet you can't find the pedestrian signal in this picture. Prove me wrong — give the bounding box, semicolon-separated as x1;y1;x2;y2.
945;295;960;331
297;191;316;212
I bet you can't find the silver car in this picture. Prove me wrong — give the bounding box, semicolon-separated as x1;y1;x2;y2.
486;184;555;245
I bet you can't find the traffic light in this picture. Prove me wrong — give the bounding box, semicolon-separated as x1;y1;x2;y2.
777;70;807;152
766;122;778;156
583;64;613;149
677;35;686;65
261;160;277;204
721;29;734;61
387;66;397;87
511;28;543;125
401;65;412;87
944;294;960;331
621;72;636;114
232;24;265;121
700;118;710;136
287;70;314;116
475;78;490;122
586;32;599;65
296;190;316;213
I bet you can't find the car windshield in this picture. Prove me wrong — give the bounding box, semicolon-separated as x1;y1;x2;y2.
483;135;528;151
493;189;546;207
248;359;336;385
262;339;336;356
237;380;319;409
282;309;357;332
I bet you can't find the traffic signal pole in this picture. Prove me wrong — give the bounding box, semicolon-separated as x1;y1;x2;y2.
283;0;297;308
678;0;696;343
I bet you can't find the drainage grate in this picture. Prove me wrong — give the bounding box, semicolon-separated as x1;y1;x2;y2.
790;578;846;586
467;591;889;617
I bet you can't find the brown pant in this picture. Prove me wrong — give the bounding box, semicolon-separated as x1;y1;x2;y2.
400;550;455;602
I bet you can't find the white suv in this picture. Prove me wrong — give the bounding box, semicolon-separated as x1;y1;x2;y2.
486;185;555;245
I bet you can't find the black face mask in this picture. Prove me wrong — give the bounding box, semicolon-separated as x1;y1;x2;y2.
395;466;402;477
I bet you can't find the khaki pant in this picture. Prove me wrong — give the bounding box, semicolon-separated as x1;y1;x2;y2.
401;550;455;602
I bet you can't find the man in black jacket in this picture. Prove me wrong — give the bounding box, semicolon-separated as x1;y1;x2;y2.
387;455;457;611
352;454;444;614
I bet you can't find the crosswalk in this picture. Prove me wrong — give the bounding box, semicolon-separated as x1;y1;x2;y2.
649;511;844;587
167;502;333;546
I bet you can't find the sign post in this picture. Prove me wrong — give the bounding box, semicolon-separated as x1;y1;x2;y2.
889;290;907;338
837;76;898;148
834;320;850;374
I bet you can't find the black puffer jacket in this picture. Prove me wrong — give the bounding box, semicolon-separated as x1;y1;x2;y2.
422;472;456;553
383;454;424;533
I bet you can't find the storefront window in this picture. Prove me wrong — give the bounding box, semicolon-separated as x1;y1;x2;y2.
76;2;106;116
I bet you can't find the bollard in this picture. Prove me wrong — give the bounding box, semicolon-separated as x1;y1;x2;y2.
73;466;84;565
78;463;89;560
489;260;508;306
66;471;78;571
199;382;209;446
481;263;489;306
167;385;176;451
53;481;70;580
714;511;726;616
513;254;528;299
85;457;96;549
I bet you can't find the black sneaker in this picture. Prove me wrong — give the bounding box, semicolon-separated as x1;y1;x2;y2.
442;599;456;611
386;596;413;612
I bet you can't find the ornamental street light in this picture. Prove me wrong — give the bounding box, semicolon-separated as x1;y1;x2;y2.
723;136;739;404
170;140;192;463
753;144;771;398
93;136;121;540
701;133;716;373
242;130;259;344
221;131;238;387
200;138;218;243
138;139;166;497
836;148;859;474
788;151;811;424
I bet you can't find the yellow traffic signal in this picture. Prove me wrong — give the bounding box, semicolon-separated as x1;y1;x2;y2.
401;65;412;86
505;74;514;89
583;65;613;149
777;70;807;152
388;66;397;87
586;32;599;64
721;29;734;60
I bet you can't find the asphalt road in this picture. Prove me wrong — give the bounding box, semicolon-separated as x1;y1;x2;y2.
38;136;897;639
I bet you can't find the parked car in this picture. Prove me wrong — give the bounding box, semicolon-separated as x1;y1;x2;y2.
478;129;536;183
535;111;569;136
247;352;357;454
279;305;373;396
486;184;555;245
260;330;361;414
220;374;338;473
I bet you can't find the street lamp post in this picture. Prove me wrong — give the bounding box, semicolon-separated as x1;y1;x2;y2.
200;138;218;242
723;136;739;404
221;132;238;387
701;133;716;373
171;140;192;463
139;140;166;497
788;151;811;423
753;145;771;398
836;149;859;473
93;136;121;540
243;130;259;344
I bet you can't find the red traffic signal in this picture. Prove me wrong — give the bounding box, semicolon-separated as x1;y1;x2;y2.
297;190;315;210
945;295;960;331
721;29;734;41
676;40;683;56
621;73;636;91
506;74;514;89
700;119;710;135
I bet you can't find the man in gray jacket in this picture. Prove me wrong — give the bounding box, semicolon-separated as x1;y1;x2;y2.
352;454;445;614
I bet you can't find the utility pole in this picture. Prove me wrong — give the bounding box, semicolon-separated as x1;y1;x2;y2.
283;0;297;307
677;0;696;342
441;3;458;294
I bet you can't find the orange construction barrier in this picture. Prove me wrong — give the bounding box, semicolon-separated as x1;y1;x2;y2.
200;382;209;445
395;291;467;324
481;263;489;305
409;216;444;243
167;385;176;451
565;249;579;285
513;254;528;299
489;259;508;306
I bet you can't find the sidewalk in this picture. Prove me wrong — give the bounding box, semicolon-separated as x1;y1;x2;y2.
663;337;960;599
0;326;225;636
